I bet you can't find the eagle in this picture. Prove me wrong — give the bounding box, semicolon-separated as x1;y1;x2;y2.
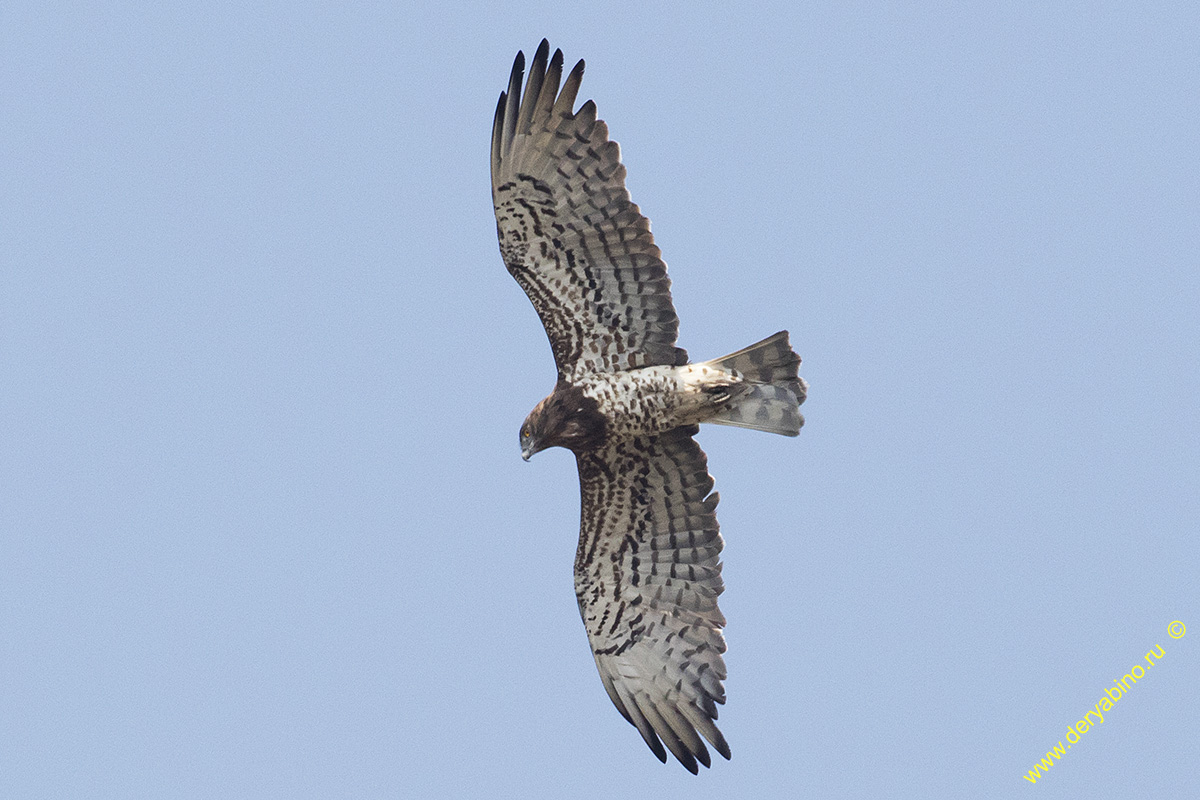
491;40;807;773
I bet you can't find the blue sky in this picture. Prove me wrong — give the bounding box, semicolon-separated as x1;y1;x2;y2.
3;2;1197;797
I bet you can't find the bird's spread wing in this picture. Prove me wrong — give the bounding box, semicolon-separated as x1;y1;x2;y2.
574;426;729;773
491;40;687;381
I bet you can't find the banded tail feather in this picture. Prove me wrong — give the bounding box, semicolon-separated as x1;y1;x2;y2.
705;331;807;437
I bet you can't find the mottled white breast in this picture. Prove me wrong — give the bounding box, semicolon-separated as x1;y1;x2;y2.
576;365;747;439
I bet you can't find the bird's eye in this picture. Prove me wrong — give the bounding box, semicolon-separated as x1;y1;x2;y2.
522;427;530;438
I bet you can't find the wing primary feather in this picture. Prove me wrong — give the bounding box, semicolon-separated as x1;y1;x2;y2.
616;684;668;764
551;58;586;119
657;700;711;769
530;48;564;131
597;666;634;724
500;49;524;160
678;700;732;760
516;39;549;136
573;98;598;130
636;696;699;774
489;90;506;183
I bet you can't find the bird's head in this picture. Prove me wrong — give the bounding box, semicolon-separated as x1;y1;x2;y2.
520;384;606;461
519;398;550;461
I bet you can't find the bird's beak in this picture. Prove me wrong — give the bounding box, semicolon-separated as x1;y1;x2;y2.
521;448;532;462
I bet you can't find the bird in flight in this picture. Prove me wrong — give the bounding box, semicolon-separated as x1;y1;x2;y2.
491;40;807;773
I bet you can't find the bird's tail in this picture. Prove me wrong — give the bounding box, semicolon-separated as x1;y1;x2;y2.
703;331;806;436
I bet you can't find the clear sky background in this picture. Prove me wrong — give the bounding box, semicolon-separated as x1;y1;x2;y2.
3;2;1198;798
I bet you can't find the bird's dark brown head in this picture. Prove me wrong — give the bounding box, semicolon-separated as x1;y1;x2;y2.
520;382;606;460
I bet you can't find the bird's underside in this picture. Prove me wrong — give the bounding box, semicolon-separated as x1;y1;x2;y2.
492;40;806;773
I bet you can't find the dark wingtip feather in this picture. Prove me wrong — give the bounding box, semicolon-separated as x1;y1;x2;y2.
713;732;731;761
552;58;587;117
518;40;551;135
491;90;506;137
649;738;668;763
499;48;525;157
489;90;506;180
509;49;525;86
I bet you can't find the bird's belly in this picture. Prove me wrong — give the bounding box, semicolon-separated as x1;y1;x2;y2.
578;366;741;439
